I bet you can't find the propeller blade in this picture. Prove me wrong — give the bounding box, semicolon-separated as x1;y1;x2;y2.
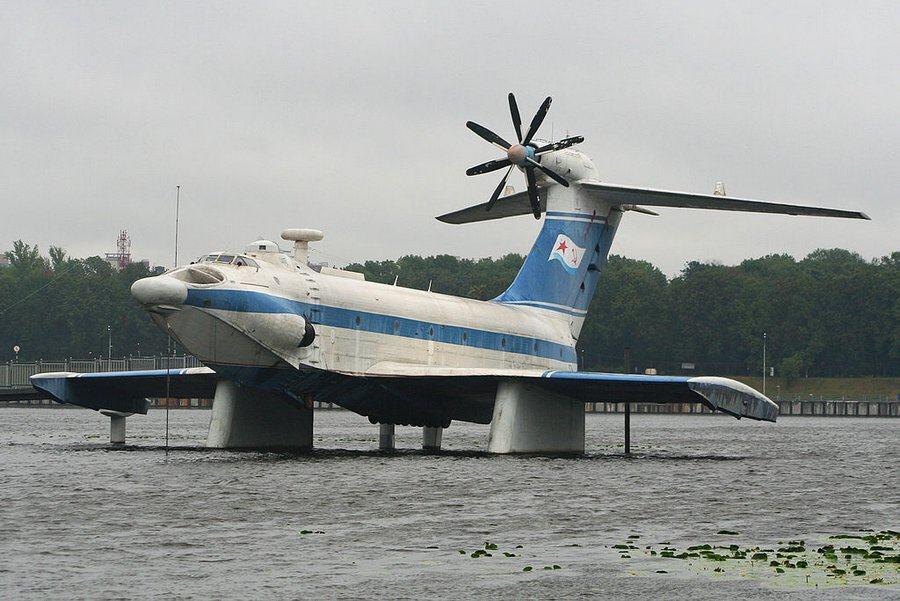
485;166;514;212
526;157;569;187
466;121;511;150
466;157;511;176
522;96;552;145
535;135;584;155
525;167;541;219
508;93;523;143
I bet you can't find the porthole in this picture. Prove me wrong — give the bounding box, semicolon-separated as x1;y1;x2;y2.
429;326;435;337
533;341;538;352
462;332;468;343
501;338;507;348
393;320;400;332
355;315;361;327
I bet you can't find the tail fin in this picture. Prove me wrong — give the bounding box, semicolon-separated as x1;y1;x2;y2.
495;208;619;336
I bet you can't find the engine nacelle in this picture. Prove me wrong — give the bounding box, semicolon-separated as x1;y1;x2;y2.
237;312;314;352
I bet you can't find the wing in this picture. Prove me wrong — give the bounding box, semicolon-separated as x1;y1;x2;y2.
353;364;777;423
31;368;219;414
577;180;870;219
30;364;776;424
531;371;777;422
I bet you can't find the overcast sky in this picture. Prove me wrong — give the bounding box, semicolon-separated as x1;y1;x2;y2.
1;1;897;275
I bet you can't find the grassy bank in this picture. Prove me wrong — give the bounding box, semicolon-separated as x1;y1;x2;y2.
733;376;898;398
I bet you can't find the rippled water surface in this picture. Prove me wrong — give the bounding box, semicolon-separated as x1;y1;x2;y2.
1;408;897;599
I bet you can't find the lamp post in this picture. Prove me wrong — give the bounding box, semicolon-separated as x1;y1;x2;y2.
762;332;767;396
107;324;112;370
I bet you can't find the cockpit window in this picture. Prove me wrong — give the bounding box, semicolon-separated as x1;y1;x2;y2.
216;255;235;264
234;256;259;268
197;254;217;263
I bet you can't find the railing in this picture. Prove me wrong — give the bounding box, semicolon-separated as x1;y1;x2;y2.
0;356;203;388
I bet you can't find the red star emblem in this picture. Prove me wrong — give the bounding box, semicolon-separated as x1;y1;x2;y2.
556;240;568;253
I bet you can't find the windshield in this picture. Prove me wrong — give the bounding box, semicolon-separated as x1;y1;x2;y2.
234;256;259;268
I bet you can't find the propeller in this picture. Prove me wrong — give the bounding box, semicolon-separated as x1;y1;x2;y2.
466;93;584;219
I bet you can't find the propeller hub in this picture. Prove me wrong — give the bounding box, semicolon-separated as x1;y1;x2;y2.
507;144;534;167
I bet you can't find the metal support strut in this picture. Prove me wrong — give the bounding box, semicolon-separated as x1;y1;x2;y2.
624;403;631;455
624;346;631;456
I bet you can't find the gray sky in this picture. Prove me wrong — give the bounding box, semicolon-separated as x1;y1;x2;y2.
1;1;897;275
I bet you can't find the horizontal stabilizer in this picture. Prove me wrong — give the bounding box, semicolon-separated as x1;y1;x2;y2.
437;190;543;224
437;181;869;223
578;181;870;220
31;368;219;414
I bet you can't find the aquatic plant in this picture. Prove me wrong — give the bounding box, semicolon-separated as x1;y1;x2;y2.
610;529;898;587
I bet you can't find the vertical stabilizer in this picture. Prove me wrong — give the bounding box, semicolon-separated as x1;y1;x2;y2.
494;185;620;339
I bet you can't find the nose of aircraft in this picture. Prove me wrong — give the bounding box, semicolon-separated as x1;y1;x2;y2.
131;275;188;307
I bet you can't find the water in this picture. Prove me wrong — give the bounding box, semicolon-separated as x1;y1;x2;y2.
1;409;897;599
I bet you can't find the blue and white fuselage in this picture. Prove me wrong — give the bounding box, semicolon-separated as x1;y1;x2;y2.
137;151;608;380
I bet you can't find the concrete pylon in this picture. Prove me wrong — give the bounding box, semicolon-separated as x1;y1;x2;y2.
100;409;130;445
488;380;584;454
207;380;312;449
422;426;443;451
379;423;395;451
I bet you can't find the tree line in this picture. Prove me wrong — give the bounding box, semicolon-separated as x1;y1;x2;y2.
1;240;897;377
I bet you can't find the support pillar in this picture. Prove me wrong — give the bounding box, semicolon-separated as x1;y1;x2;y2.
110;414;125;445
422;426;442;451
100;410;129;445
207;380;312;449
488;381;584;454
379;423;395;451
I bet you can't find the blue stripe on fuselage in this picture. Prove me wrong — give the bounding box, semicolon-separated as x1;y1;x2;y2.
184;288;577;363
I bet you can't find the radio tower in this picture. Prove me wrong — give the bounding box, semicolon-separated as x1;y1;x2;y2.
115;230;131;270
